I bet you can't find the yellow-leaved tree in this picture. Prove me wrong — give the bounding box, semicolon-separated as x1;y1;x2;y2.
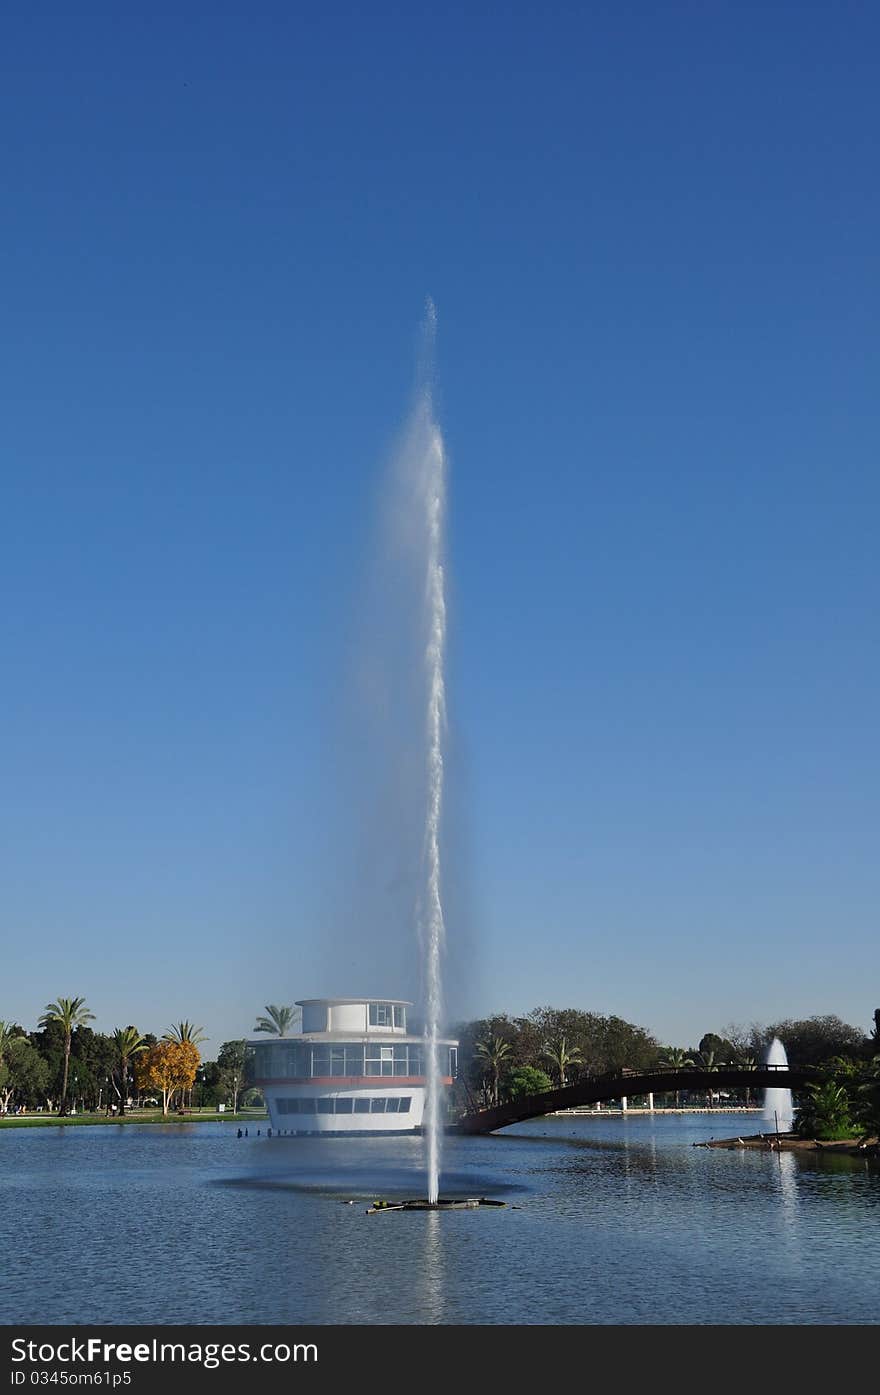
135;1041;200;1115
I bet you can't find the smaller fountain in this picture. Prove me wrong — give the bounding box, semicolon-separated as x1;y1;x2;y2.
762;1037;794;1130
366;1198;506;1214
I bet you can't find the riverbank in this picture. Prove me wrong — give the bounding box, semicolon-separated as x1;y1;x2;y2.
0;1110;268;1129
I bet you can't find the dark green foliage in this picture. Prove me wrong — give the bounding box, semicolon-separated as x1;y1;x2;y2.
505;1066;553;1100
1;1038;49;1110
793;1079;854;1140
793;1054;880;1142
853;1056;880;1142
456;1005;660;1100
750;1016;868;1067
28;1020;67;1101
216;1040;250;1112
698;1033;737;1062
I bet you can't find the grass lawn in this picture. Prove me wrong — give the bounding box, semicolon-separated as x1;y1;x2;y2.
0;1109;268;1129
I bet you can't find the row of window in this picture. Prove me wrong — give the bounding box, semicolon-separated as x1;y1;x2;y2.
275;1096;412;1115
369;1004;406;1028
252;1042;457;1080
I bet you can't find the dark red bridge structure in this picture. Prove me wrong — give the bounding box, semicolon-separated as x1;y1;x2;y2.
450;1065;818;1135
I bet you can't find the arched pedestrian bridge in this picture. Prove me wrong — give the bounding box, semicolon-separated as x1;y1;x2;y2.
450;1066;817;1135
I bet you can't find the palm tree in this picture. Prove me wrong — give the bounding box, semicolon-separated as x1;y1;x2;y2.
541;1037;582;1088
253;1005;296;1037
162;1021;207;1108
658;1047;694;1107
112;1027;148;1116
162;1020;207;1046
855;1055;880;1145
0;1021;22;1066
0;1022;23;1114
39;997;95;1115
795;1079;854;1141
697;1049;720;1106
736;1052;757;1106
475;1035;513;1107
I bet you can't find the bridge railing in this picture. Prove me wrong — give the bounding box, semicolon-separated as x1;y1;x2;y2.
618;1063;794;1074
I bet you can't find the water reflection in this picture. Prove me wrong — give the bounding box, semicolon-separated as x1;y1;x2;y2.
1;1117;877;1324
419;1211;447;1325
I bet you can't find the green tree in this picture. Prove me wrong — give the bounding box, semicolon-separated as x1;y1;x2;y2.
853;1055;880;1144
697;1049;720;1106
112;1027;149;1115
541;1037;582;1088
216;1040;250;1114
0;1020;24;1066
162;1020;207;1046
475;1035;514;1107
794;1079;854;1141
658;1047;694;1107
525;1007;659;1076
505;1066;552;1100
736;1053;758;1106
596;1015;660;1074
38;997;95;1115
698;1033;737;1062
0;1021;27;1109
253;1005;296;1037
66;1026;117;1111
750;1015;868;1067
0;1038;49;1114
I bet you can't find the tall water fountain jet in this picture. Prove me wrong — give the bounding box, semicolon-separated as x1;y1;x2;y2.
418;300;448;1206
762;1036;794;1130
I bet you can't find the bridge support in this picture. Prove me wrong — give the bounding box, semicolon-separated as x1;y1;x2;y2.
621;1096;627;1112
647;1092;654;1111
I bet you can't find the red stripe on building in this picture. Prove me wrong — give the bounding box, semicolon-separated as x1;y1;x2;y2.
253;1076;451;1087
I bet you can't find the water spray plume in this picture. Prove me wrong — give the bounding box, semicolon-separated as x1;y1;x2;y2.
418;302;447;1206
762;1036;794;1130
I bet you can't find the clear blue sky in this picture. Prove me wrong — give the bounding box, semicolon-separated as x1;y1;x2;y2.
2;2;877;1054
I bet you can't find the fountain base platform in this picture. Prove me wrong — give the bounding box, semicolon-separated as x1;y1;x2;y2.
366;1197;506;1214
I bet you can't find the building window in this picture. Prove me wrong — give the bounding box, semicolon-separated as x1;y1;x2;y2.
368;1003;393;1027
393;1006;406;1029
275;1095;414;1117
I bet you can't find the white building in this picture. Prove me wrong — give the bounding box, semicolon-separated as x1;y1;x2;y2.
249;998;458;1135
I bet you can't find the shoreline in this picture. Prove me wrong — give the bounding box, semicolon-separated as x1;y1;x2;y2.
551;1106;763;1116
697;1131;878;1157
0;1110;268;1130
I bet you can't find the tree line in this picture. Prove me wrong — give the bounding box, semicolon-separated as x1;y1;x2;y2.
0;997;268;1117
453;1005;879;1112
3;995;876;1138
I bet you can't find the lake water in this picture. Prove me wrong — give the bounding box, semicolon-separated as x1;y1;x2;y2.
2;1112;877;1325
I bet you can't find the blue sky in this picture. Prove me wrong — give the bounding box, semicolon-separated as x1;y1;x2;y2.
2;2;877;1053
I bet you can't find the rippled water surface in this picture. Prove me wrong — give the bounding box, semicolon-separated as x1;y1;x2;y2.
2;1113;877;1324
